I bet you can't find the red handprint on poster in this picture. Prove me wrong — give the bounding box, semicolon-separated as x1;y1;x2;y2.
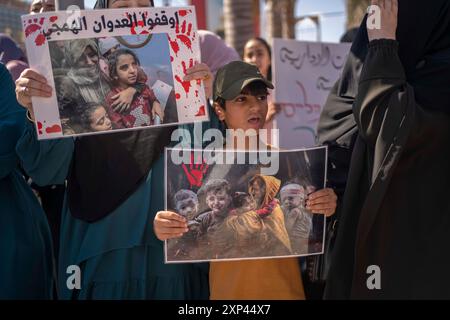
168;19;195;57
174;58;194;97
23;16;49;46
181;152;209;188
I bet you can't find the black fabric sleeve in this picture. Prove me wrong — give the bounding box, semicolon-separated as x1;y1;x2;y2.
354;39;409;146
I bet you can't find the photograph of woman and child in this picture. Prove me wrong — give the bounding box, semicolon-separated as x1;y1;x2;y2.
49;34;178;135
165;147;327;263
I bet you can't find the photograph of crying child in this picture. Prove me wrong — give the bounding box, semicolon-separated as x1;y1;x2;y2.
165;147;327;263
50;34;177;135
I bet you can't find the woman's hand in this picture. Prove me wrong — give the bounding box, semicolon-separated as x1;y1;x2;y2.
151;101;164;122
15;68;52;120
110;87;136;113
306;188;337;217
183;62;213;99
367;0;398;42
153;211;189;241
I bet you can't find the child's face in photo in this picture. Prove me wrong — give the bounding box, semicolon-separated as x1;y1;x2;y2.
206;189;231;214
90;106;112;132
176;199;198;219
281;194;303;210
116;54;138;87
216;92;268;132
78;46;99;67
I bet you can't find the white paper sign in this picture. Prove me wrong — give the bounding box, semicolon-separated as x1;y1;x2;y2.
152;79;173;109
22;7;208;139
272;39;351;149
164;146;328;263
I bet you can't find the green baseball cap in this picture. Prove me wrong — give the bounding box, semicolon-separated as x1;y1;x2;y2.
213;61;274;101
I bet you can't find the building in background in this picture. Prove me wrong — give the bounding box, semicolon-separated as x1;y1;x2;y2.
0;0;29;45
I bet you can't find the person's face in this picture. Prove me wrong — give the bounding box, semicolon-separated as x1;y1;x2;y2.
30;0;55;14
215;90;268;132
205;189;231;214
78;46;99;67
108;0;152;8
282;194;303;210
90;106;112;131
115;54;138;87
250;179;266;206
177;199;198;219
243;40;271;79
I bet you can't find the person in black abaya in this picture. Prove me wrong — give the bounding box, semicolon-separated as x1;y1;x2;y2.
323;0;450;299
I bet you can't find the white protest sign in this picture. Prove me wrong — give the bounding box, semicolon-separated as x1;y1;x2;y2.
272;39;351;149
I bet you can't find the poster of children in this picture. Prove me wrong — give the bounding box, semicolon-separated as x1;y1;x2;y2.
22;7;208;139
165;146;327;263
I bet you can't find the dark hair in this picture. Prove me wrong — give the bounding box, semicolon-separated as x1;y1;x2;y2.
80;102;106;130
198;179;231;197
214;81;269;110
232;192;252;208
108;48;140;81
244;37;272;81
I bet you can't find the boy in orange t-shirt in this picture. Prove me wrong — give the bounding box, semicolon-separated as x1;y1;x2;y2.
154;62;337;299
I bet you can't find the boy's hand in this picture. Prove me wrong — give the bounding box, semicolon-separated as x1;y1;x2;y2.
306;188;337;217
152;101;165;122
266;102;281;122
183;62;213;99
367;0;398;42
111;87;136;113
154;211;189;241
15;68;53;119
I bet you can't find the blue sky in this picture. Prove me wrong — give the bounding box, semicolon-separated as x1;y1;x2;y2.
59;0;347;42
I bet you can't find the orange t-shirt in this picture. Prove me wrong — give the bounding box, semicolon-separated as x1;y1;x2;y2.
209;258;305;300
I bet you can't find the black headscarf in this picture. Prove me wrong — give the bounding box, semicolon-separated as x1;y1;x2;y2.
317;16;368;149
68;0;172;222
396;0;450;112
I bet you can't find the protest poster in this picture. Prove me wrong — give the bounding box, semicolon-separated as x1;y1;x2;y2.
164;146;327;263
272;39;351;148
21;7;208;139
